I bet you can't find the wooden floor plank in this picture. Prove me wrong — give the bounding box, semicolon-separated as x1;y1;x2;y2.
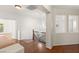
19;40;79;53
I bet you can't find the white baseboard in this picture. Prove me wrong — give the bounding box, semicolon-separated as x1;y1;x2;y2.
53;43;79;46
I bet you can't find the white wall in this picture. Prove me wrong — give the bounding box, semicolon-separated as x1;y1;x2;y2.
0;6;20;39
54;33;79;46
17;9;46;39
52;8;79;46
0;6;46;40
0;5;47;40
0;19;16;39
46;13;54;49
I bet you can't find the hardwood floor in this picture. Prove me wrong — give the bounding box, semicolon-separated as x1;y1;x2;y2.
19;40;79;53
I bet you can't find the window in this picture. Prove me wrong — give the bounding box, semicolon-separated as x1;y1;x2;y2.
68;15;78;32
0;24;3;32
0;19;16;38
55;15;66;33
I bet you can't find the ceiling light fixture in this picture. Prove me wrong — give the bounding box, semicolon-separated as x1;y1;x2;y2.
15;5;22;9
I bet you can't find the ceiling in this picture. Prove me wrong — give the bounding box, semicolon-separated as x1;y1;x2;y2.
0;5;79;15
0;5;46;20
52;5;79;10
1;5;79;20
